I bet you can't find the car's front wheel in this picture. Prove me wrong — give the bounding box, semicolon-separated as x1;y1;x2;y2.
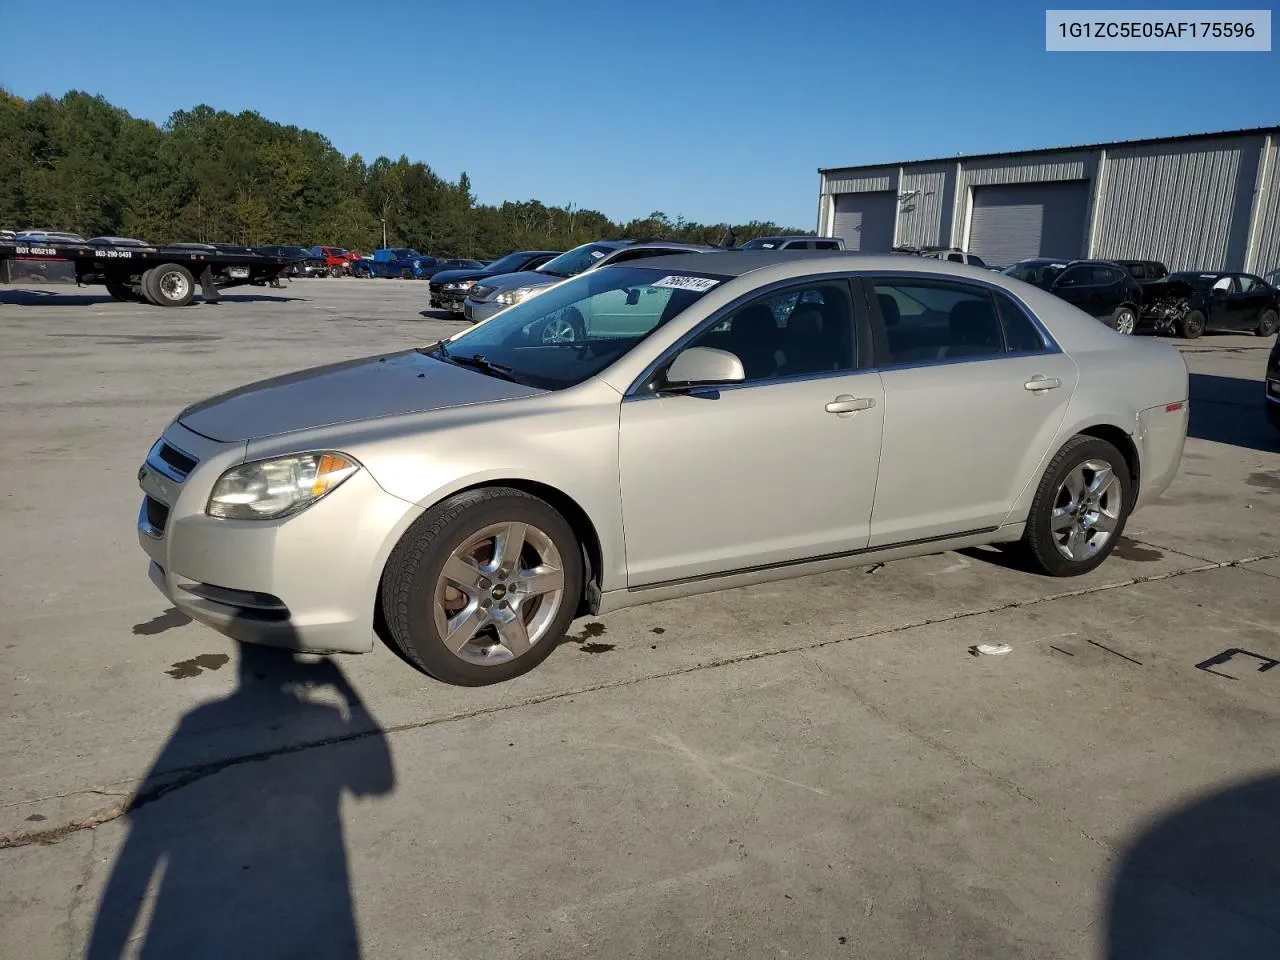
381;487;584;685
1178;309;1206;339
1020;436;1132;577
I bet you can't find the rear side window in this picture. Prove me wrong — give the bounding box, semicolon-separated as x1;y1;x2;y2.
812;239;841;250
995;294;1046;352
872;279;1009;364
968;253;986;267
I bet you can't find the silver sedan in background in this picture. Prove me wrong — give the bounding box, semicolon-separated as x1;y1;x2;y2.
137;252;1188;685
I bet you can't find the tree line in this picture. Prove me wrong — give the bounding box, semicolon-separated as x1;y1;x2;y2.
0;90;811;258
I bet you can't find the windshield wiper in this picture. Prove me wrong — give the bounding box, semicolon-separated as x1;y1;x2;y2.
538;269;569;279
444;353;525;384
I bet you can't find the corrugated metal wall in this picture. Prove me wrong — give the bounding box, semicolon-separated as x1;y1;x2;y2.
1092;135;1263;271
822;166;898;195
819;130;1280;271
1250;135;1280;275
896;164;953;249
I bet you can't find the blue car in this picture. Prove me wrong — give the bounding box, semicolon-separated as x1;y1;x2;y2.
352;248;430;279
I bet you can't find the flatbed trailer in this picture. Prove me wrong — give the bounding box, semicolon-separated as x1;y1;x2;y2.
0;240;290;306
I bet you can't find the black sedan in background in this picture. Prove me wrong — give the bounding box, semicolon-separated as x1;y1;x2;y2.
254;245;328;278
429;249;561;314
1003;258;1142;334
1165;271;1280;338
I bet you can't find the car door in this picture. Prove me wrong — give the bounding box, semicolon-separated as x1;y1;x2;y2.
1205;275;1237;328
618;278;884;586
1227;274;1268;329
863;275;1079;546
1050;265;1104;316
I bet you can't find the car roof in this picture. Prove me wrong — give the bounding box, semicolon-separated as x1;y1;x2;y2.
613;250;1012;278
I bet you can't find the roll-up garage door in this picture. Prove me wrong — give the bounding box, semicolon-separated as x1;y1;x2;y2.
967;181;1089;265
832;191;897;252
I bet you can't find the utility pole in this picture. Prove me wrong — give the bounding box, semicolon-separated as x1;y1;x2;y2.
379;218;387;249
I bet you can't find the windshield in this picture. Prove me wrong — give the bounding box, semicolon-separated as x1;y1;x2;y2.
429;265;728;390
486;251;541;274
739;238;782;250
537;243;620;278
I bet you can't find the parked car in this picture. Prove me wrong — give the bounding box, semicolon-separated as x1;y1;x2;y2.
1267;336;1280;434
462;240;637;323
14;230;87;244
0;229;15;241
351;248;445;279
254;246;328;278
311;246;357;277
1003;258;1142;334
430;251;562;313
137;252;1188;685
897;246;989;267
1162;271;1280;339
739;235;845;251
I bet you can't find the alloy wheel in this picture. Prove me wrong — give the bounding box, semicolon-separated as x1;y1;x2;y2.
1050;459;1122;561
541;315;578;344
433;521;566;664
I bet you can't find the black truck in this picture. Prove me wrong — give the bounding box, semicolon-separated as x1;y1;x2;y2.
0;238;290;306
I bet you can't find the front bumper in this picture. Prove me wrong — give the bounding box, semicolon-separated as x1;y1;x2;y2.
137;423;421;654
433;289;469;311
463;297;502;323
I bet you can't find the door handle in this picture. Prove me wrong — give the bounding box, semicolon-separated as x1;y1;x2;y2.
825;395;876;415
1024;376;1062;392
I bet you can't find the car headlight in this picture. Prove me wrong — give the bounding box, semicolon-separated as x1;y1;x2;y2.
495;285;544;306
207;452;360;520
444;280;475;291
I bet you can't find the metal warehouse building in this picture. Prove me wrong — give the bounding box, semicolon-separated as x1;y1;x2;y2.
817;126;1280;273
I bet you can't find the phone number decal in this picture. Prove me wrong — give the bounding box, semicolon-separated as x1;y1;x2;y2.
1046;9;1271;50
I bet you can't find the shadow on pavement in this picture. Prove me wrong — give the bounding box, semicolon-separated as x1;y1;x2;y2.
0;289;307;306
1106;772;1280;958
1187;373;1278;453
87;644;394;959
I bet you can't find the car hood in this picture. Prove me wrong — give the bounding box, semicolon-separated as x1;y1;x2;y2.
177;350;543;443
471;270;561;296
431;267;497;286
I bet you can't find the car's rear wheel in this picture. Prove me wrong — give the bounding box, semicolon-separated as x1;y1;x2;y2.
1020;436;1132;577
381;487;583;685
144;263;196;307
538;308;585;344
1178;309;1206;339
1111;305;1137;335
329;266;342;278
1256;309;1278;338
400;268;413;280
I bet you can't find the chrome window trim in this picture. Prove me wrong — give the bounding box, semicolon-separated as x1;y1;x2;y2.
622;269;1061;401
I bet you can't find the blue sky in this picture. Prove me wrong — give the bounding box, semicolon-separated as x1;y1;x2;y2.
2;1;1276;229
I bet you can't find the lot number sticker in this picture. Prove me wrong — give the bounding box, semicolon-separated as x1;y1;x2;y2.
652;275;720;292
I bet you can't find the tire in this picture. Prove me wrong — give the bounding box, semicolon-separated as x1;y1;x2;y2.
329;266;341;278
1019;436;1132;577
1256;309;1278;338
1110;304;1137;335
106;282;134;302
143;263;196;307
400;268;413;280
1178;309;1206;340
381;487;584;685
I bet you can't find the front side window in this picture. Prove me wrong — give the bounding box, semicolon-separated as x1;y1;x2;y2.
1054;265;1093;287
434;266;725;390
739;238;782;250
1238;275;1258;293
872;279;1020;364
812;240;841;250
682;281;855;383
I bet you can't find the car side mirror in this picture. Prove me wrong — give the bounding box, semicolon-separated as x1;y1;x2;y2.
625;288;641;306
662;347;746;390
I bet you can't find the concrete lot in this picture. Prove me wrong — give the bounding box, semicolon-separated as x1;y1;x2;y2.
1;277;1277;959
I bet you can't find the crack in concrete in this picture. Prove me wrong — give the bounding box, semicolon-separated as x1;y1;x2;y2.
3;551;1277;851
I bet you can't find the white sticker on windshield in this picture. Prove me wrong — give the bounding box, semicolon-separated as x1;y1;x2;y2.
652;275;720;292
589;250;606;259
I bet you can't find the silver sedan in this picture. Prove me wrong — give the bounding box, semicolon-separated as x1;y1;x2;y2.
137;253;1188;685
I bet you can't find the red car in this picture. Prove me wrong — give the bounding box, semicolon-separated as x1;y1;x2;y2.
312;246;360;277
